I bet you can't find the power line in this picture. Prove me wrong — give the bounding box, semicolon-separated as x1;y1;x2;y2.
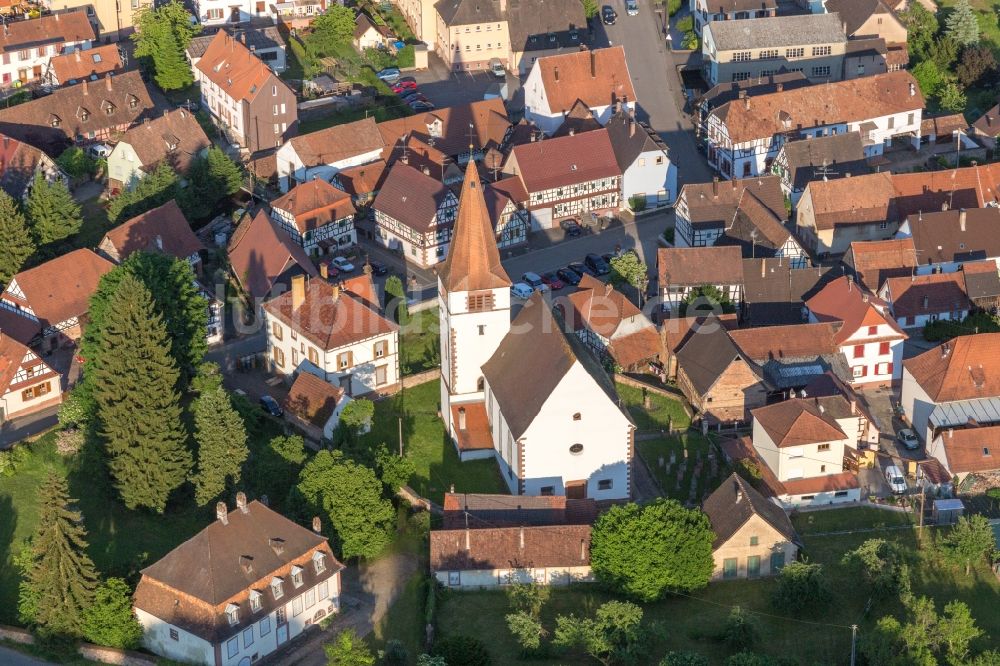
663;588;856;630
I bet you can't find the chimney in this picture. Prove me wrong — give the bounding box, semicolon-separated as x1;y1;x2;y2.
590;49;596;78
761;260;766;278
331;284;341;301
216;501;228;525
568;127;575;136
959;208;967;231
738;89;746;99
580;538;586;561
465;527;471;551
629;116;636;138
82;78;88;95
74;50;81;62
291;274;305;310
949;428;954;438
319;262;329;280
735;479;743;503
457;406;467;430
312;516;322;533
236;491;248;513
712;176;719;197
154;234;163;250
776;82;783;92
499;0;506;11
923;295;929;309
818;404;825;413
519;526;524;550
744;96;750;111
105;73;113;91
422;165;431;176
850;399;857;415
554;66;559;82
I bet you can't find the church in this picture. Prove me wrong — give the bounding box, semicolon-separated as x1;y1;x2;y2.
437;161;635;501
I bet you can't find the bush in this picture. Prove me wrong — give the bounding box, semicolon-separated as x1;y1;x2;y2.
722;606;759;652
771;561;831;612
55;147;97;180
398;45;415;68
628;195;648;212
432;635;491;666
676;15;693;32
666;0;682;15
986;487;1000;500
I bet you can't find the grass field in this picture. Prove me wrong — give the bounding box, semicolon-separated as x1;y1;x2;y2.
399;308;441;376
637;433;720;502
615;382;691;431
437;506;1000;665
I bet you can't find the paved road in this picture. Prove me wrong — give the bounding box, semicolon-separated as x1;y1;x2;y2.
0;405;59;450
0;645;55;666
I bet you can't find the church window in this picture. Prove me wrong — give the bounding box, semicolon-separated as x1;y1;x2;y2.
478;325;485;336
467;292;494;311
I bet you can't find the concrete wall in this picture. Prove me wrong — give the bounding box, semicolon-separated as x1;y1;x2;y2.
711;516;798;580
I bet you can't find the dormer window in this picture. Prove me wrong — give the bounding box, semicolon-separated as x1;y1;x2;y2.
105;103;116;115
128;95;138;109
290;565;303;587
312;551;326;574
270;577;284;599
225;603;240;626
50;115;61;127
249;590;263;612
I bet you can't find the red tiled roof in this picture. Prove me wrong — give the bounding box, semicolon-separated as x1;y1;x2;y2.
891;165;1000;219
883;272;971;320
451;402;494;451
196;31;291;104
49;43;122;84
334;160;388;198
0;10;93;51
903;333;1000;402
845;238;918;290
4;249;112;329
780;472;860;495
804;171;896;230
429;525;592;571
282;371;343;429
271;179;356;234
752;398;847;447
935;426;1000;474
805;276;905;344
508;129;619;193
729;322;840;361
658;246;744;286
102;200;205;262
535;46;636;114
376;99;510;159
227;210;317;300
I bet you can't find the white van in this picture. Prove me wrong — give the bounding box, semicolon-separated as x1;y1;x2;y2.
885;465;907;494
489;57;505;78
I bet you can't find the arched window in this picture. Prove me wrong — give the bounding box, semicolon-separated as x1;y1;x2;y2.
477;377;485;391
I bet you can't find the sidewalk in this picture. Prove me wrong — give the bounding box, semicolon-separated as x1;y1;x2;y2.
0;405;59;450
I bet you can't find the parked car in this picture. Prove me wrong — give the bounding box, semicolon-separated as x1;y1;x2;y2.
568;261;592;277
377;68;401;83
392;81;418;93
626;0;638;15
87;143;113;159
885;465;907;494
540;271;565;290
510;282;533;299
557;267;582;286
405;93;430;105
585;253;610;275
521;272;549;291
368;260;389;276
398;76;417;84
601;5;617;24
896;428;920;450
400;89;423;102
409;101;436;111
259;395;284;417
332;256;355;272
489;57;505;78
560;218;583;237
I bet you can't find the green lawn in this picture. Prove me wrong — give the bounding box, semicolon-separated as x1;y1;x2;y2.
400;308;440;376
616;381;691;431
792;506;915;536
72;196;113;250
636;433;720;502
361;379;507;505
297;103;411;135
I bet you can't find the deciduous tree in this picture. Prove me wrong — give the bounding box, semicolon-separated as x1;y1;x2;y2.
192;387;249;506
722;606;759;652
944;514;995;575
770;560;831;612
900;2;939;60
590;499;714;600
325;628;375;666
81;578;144;649
553;601;645;666
0;190;33;285
841;538;911;599
937;82;968;113
957;45;998;87
679;284;736;316
26;172;82;249
661;652;709;666
92;274;191;512
609;252;649;302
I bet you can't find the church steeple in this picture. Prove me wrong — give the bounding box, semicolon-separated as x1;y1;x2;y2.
439;160;511;293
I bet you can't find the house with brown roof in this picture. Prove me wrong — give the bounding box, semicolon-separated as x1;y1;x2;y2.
694;72;810;140
282;369;350;440
194;32;297;154
691;0;777;34
673;320;767;424
46;43;122;87
502;128;621;229
0;10;94;89
353;13;393;51
661;313;739;379
898;207;1000;274
703;473;798;580
331;159;388;206
372;163;459;268
431;524;593;588
506;0;588;75
134;496;344;666
275;117;385;193
562;274;662;372
523;46;636;135
658;246;744;312
715;188;807;266
0;331;62;423
0;133;66;202
971;102;1000;149
187;26;287;74
441;492;597;529
843;237;918;291
99;200;205;267
705;71;923;179
604;108;678;209
902;333;1000;443
227;210;318;303
805;275;906;386
674;175;786;249
771;132;870;208
877;271;972;330
890;164;1000;220
926;425;1000;484
729;321;849;393
960;260;1000;312
0;70;158;156
106;109;210;193
1;248;113;351
270;179;357;256
749;396;863;506
376;98;510;164
739;258;837;326
263;273;398;397
796;171;898;255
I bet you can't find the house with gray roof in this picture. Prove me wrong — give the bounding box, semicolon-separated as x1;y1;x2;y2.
701;13;849;87
605;108;677;209
691;0;777;35
771;132;870;206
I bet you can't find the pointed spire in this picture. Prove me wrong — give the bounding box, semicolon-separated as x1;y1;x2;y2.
439;161;511;293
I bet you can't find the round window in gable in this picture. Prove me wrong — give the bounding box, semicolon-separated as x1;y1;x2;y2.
569;443;584;455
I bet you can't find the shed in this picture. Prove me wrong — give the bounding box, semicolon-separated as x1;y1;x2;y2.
932;498;965;525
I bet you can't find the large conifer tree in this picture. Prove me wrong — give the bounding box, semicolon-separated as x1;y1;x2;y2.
93;273;191;512
19;473;98;637
192;386;249;506
26;172;82;248
0;190;33;284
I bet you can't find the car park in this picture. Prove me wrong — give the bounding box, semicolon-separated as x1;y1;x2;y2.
332;256;355;272
510;282;533;299
896;428;920;450
259;395;284;417
601;5;617;24
560;218;583;237
884;465;907;494
586;253;610;275
520;271;549;291
540;271;565;290
377;68;401;83
626;0;638;15
557;267;582;286
568;261;591;277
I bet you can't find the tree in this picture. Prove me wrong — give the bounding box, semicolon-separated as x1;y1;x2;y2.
179;146;243;221
192;387;249;506
191;361;224;395
679;284;735;316
945;0;980;46
26;172;82;249
863;596;983;666
770;561;831;613
660;652;709;666
81;578;144;649
944;514;995;575
339;398;375;436
589;499;714;601
0;190;34;285
911;60;943;98
308;6;359;55
384;274;410;325
581;0;599;18
132;0;201;90
937;82;968;113
106;162;179;224
553;601;645;666
431;635;492;666
609;252;650;303
722;606;759;652
416;656;448;666
382;640;408;666
19;473;98;636
92;274;191;512
929;36;960;71
900;2;939;60
325;628;375;666
363;47;396;72
55;147;97;180
506;611;545;652
841;538;911;599
956;45;998;87
506;576;551;618
296;450;395;560
375;444;415;493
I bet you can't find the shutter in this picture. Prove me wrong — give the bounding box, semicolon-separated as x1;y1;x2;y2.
885;362;893;376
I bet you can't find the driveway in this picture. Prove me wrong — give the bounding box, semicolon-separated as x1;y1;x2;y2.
0;646;55;666
409;52;515;110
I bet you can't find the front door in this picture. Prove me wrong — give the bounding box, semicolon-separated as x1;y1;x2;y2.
565;480;586;500
276;624;289;646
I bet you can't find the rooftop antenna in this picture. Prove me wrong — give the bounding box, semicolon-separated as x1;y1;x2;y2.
466;122;477;163
813;158;837;182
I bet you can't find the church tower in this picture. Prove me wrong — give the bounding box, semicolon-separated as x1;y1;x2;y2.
438;160;512;452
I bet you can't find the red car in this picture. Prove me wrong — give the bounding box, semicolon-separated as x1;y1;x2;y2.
392;81;418;93
540;271;565;290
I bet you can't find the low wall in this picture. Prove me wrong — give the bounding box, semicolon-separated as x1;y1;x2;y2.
401;368;440;390
0;625;33;645
0;626;158;665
